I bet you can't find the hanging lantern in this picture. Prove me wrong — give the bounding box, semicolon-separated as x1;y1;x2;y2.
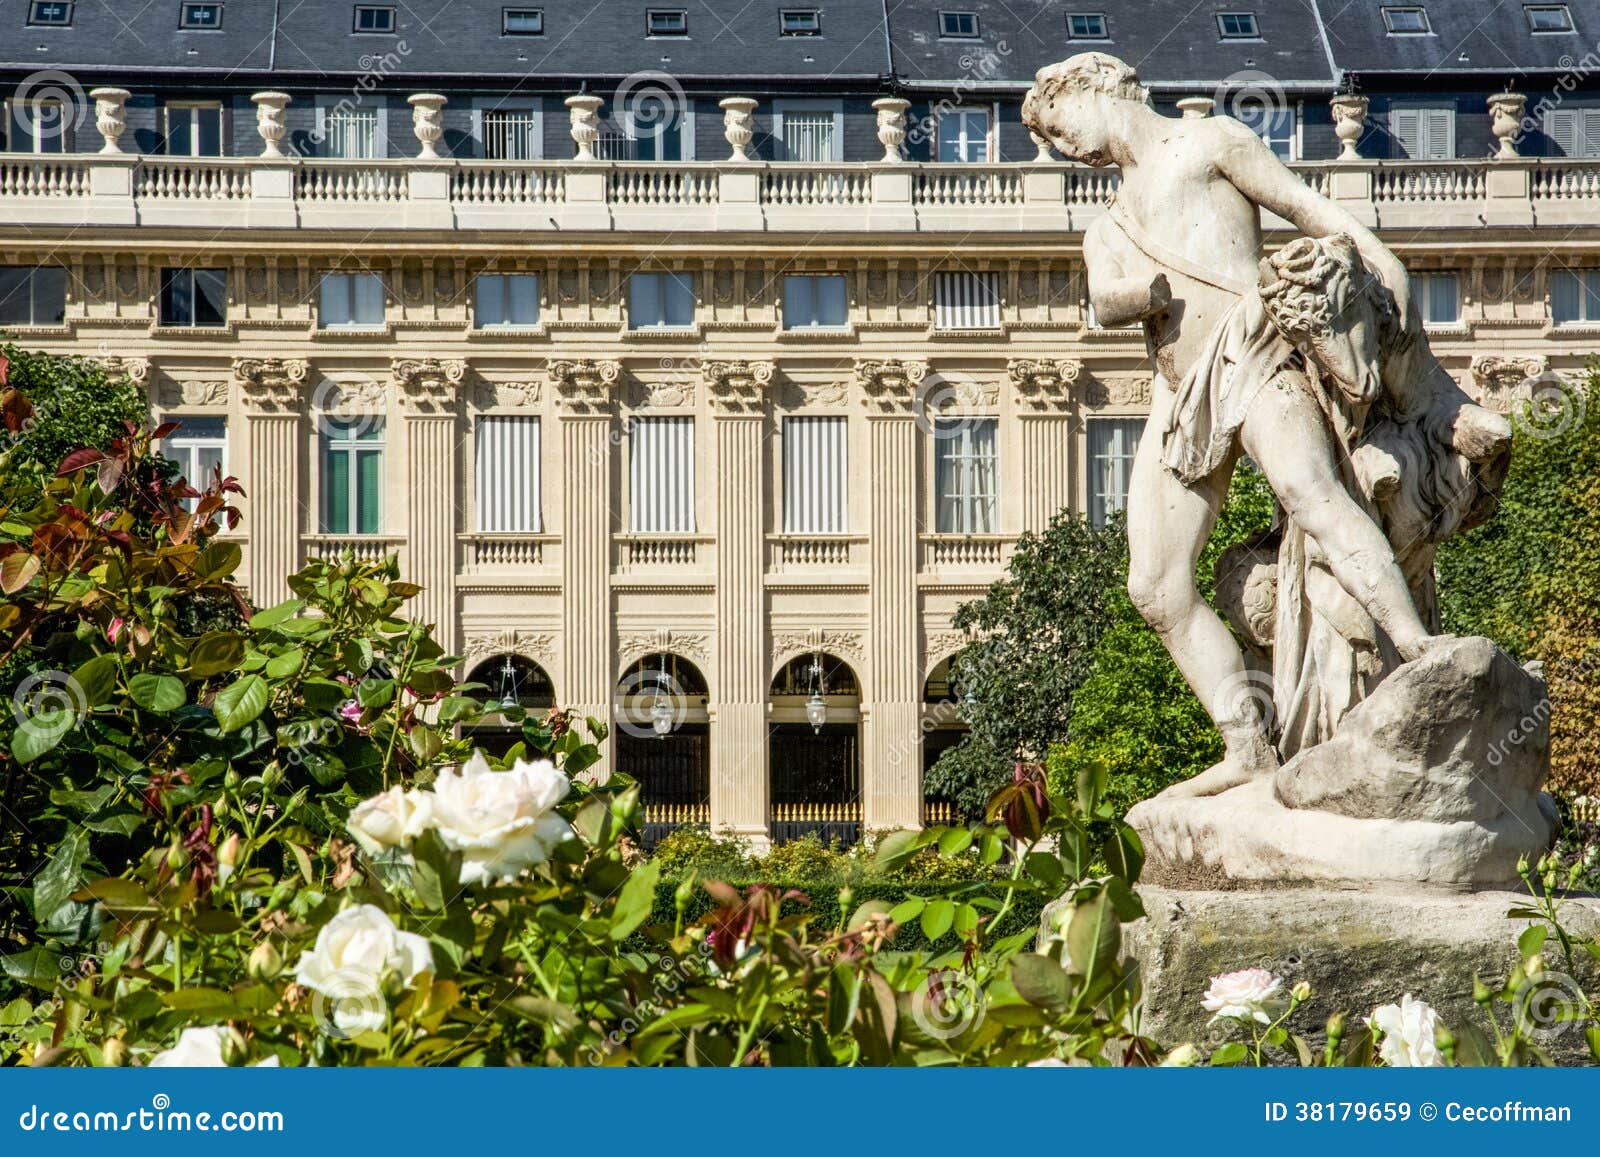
650;653;674;738
497;655;520;713
806;691;827;733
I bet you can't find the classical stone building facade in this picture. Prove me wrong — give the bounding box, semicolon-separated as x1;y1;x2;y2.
2;1;1598;844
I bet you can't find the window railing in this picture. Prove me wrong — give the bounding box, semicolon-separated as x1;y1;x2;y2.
301;534;405;565
459;533;554;569
616;533;708;569
768;534;866;570
921;534;1013;569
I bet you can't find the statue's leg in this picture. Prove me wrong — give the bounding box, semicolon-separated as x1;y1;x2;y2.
1127;378;1279;799
1240;373;1442;662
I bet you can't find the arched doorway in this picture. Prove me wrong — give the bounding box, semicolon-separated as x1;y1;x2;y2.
922;655;969;825
464;654;556;757
614;653;710;847
768;652;861;845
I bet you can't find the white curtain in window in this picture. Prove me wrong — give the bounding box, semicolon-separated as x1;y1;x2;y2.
325;108;380;158
630;417;695;533
475;416;540;533
783;417;847;533
1087;418;1144;526
935;419;998;533
482;109;541;160
935;272;1001;330
780;110;836;162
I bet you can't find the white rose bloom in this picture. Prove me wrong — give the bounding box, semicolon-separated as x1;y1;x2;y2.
347;785;433;855
428;751;574;885
293;903;433;1037
1202;968;1286;1025
147;1026;280;1068
1368;994;1446;1067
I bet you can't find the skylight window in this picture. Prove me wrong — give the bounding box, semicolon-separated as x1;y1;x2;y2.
1381;6;1431;34
940;11;979;38
1217;12;1259;38
1068;13;1108;39
180;3;222;29
647;9;688;36
28;2;73;26
353;5;396;33
780;9;821;36
503;7;543;35
1526;5;1573;32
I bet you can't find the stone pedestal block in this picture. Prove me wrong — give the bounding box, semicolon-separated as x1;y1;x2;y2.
1121;886;1600;1066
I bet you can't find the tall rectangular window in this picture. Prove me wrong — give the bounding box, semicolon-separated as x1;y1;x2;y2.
1551;269;1600;325
1087;418;1143;526
934;419;998;533
628;272;695;329
474;273;540;328
1239;105;1296;161
1414;272;1460;325
475;415;540;533
1390;106;1455;159
164;103;224;156
159;268;228;327
934;271;1001;330
6;100;69;153
619;96;691;161
630;417;695;533
783;416;847;533
318;273;385;328
320;418;384;535
0;266;67;327
160;416;226;508
481;107;540;159
775;106;838;161
937;108;990;162
782;274;848;329
322;107;380;158
1544;108;1600;158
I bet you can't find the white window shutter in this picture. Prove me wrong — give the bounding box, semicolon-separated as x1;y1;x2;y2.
1424;107;1454;159
1546;108;1578;157
469;106;484;156
630;417;695;533
314;102;328;155
475;416;540;533
783;417;848;533
680;98;695;160
375;103;390;157
1391;107;1420;158
1582;110;1600;158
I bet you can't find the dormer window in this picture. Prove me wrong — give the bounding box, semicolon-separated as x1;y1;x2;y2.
27;2;73;25
939;11;979;38
1526;5;1573;32
1067;13;1108;39
1217;12;1259;38
1381;7;1431;34
647;9;688;36
503;7;543;35
353;5;396;33
780;9;821;36
180;3;222;29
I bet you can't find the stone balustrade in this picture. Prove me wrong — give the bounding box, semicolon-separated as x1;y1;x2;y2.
3;149;1596;233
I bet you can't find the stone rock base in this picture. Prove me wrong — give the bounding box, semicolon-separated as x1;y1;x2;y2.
1123;886;1600;1066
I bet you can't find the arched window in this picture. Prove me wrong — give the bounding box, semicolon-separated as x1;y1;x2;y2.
769;652;862;845
614;654;710;846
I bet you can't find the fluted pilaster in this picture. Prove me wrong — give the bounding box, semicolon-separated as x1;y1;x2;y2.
558;389;615;773
394;359;466;652
234;358;308;607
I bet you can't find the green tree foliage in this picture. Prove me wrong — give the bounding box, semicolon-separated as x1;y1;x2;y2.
0;343;148;491
1437;369;1600;796
925;512;1124;815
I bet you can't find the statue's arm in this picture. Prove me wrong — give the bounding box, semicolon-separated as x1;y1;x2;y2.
1085;220;1170;328
1214;123;1414;328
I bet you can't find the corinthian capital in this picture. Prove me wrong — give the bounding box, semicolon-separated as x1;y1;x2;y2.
704;360;776;413
550;359;623;413
854;358;927;412
392;357;468;412
233;357;310;412
1009;358;1083;411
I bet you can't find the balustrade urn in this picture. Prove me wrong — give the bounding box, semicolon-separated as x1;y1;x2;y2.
251;92;292;158
1330;94;1369;162
566;94;604;161
408;94;449;160
1176;96;1214;120
1489;92;1527;160
89;88;130;154
1028;129;1054;162
872;97;911;163
720;97;758;162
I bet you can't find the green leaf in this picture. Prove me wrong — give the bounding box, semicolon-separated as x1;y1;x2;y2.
248;599;305;630
357;678;396;709
33;826;88;926
1066;889;1121;980
920;899;956;941
1209;1041;1249;1066
0;551;40;594
0;948;66;990
70;877;154;913
610;860;661;941
71;653;119;708
874;829;923;870
953;903;980;938
1517;925;1548;958
1586;1026;1600;1064
211;674;268;733
937;826;973;855
128;673;186;714
263;648;305;679
195;541;242;580
888;898;926;925
1011;953;1075;1009
189;631;247;677
12;710;73;763
826;963;862;1036
1075;759;1108;817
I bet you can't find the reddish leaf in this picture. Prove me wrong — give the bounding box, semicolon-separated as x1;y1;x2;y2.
149;421;179;440
95;457;125;495
1;387;31;434
57;448;109;476
0;552;40;594
0;351;9;386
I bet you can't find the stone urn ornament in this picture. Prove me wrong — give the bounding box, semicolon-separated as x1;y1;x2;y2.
1176;96;1214;120
251;91;292;158
720;97;758;162
1488;90;1527;160
89;87;130;154
1330;92;1369;161
872;97;910;163
566;94;604;161
1028;129;1054;162
408;93;448;160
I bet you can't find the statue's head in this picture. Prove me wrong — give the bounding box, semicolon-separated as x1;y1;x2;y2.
1023;52;1148;166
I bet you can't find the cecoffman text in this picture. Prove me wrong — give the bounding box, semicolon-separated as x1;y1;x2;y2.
17;1094;284;1134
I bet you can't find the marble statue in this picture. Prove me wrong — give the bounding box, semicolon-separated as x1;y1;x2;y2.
1023;54;1555;888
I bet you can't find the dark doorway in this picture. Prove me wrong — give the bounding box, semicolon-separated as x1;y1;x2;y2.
768;722;861;845
616;722;710;849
